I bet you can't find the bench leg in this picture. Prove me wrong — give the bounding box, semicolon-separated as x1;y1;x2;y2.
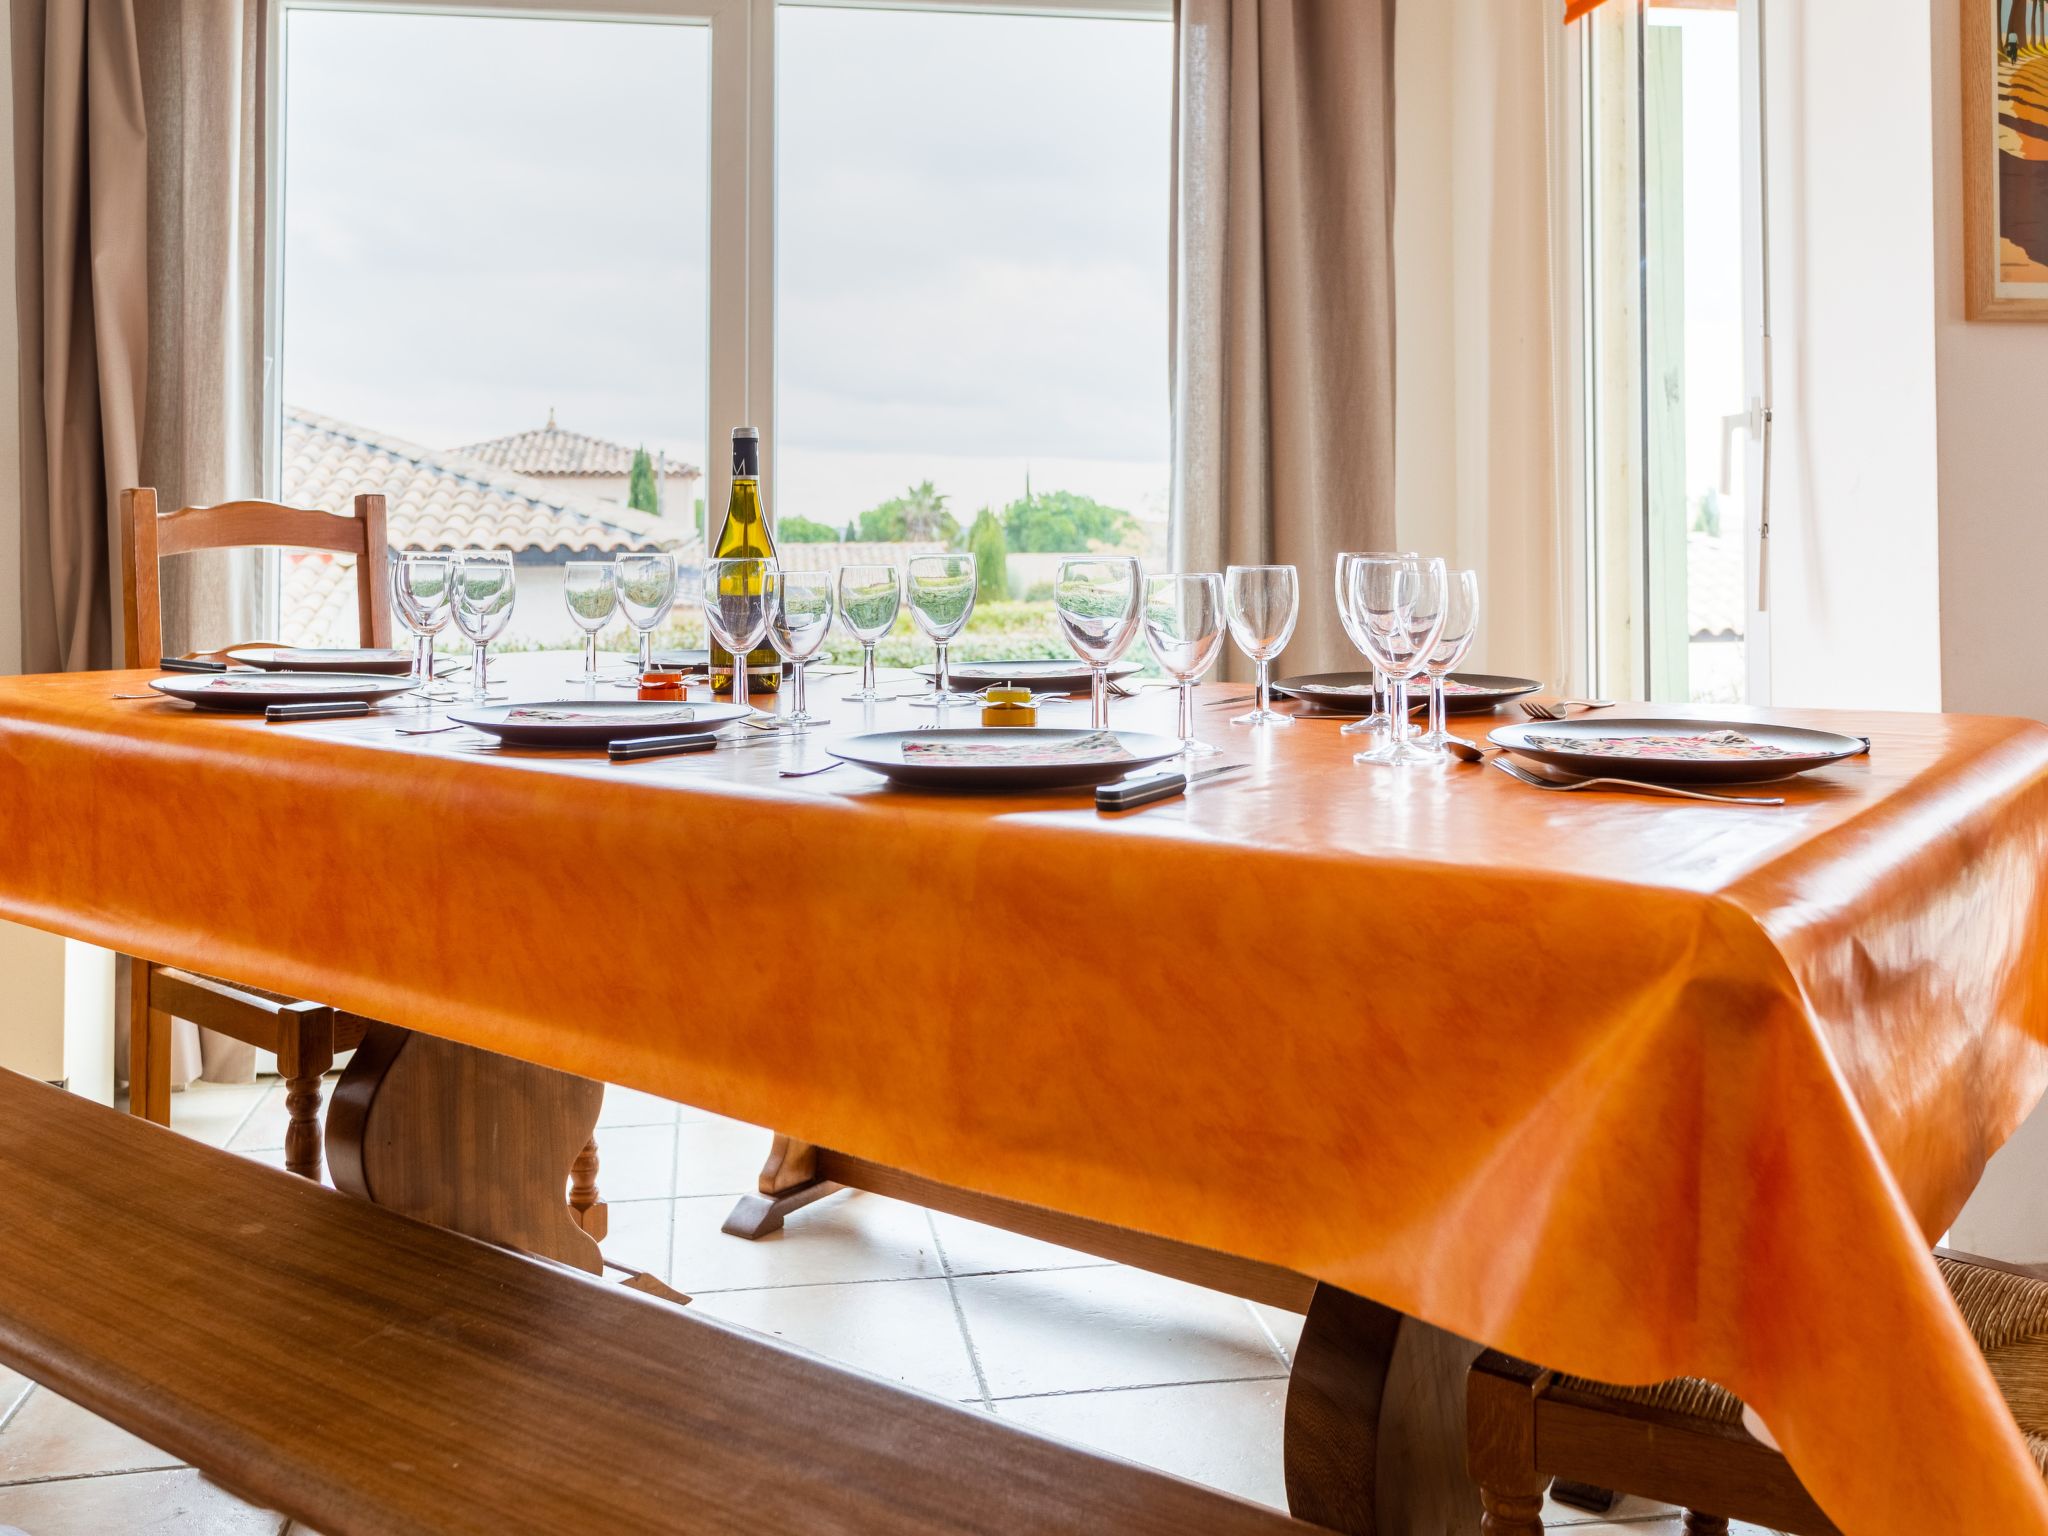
1283;1282;1485;1536
1467;1351;1548;1536
723;1134;843;1238
570;1135;608;1241
283;1070;327;1182
326;1024;605;1274
125;956;172;1125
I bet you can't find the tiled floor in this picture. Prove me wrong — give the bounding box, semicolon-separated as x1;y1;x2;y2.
0;1078;1783;1535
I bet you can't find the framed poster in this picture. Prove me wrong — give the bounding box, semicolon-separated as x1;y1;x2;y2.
1967;1;2048;317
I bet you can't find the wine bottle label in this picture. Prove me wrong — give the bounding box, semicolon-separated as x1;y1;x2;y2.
731;428;759;480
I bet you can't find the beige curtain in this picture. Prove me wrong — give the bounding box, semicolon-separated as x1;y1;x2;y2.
1389;0;1569;686
14;0;269;1087
1170;0;1398;675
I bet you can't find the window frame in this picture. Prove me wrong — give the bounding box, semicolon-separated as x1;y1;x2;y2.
264;0;1170;540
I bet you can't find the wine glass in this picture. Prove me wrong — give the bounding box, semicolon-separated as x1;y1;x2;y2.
615;552;678;679
1054;556;1143;730
1348;555;1449;766
704;556;772;716
763;567;834;731
905;554;978;706
1417;569;1480;751
562;561;618;689
1142;573;1226;755
1223;566;1299;726
391;552;452;707
1335;551;1405;736
837;564;901;702
449;551;516;701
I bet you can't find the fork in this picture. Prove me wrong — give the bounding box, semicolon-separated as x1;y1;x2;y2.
778;760;844;778
1487;755;1783;806
1520;697;1615;721
396;722;462;737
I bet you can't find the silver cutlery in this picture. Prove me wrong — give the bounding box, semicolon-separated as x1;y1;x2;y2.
1520;697;1615;721
1487;755;1783;806
396;723;462;736
109;693;157;700
778;760;844;778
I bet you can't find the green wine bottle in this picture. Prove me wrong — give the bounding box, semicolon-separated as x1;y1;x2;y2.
708;426;781;695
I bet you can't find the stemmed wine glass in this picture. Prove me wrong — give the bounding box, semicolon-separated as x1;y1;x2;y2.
1223;566;1300;726
1054;556;1143;730
704;557;772;717
905;554;978;706
1335;551;1405;736
562;561;618;689
392;552;453;707
763;567;834;731
615;552;678;679
1142;573;1227;755
1348;555;1448;766
837;564;901;702
450;551;516;702
1417;569;1480;752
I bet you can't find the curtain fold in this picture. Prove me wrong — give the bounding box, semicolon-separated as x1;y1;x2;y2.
14;0;269;1088
1170;0;1398;675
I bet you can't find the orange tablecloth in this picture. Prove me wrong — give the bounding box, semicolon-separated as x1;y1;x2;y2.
6;664;2048;1534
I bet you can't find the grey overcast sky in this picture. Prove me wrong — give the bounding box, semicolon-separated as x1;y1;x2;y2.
281;5;1173;523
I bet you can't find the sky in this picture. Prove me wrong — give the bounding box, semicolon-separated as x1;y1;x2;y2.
281;5;1174;527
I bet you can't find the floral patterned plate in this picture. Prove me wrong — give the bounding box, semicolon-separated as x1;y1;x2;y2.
829;728;1181;791
1276;672;1542;715
449;700;753;747
149;672;418;713
1487;718;1867;785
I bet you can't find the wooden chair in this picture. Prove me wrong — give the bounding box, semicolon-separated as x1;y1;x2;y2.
0;1069;1308;1536
1465;1249;2048;1533
117;489;396;1181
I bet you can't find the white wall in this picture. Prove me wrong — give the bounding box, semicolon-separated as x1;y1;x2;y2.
1757;0;1943;711
0;0;20;676
1930;0;2048;1261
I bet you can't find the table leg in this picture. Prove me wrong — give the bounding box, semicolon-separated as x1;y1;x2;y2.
722;1134;843;1238
326;1024;604;1274
569;1135;609;1242
1284;1281;1485;1536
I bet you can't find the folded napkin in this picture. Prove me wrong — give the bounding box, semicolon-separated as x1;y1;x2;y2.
900;729;1135;767
1524;729;1794;762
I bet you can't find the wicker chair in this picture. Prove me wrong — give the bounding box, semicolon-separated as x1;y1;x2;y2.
1466;1250;2048;1534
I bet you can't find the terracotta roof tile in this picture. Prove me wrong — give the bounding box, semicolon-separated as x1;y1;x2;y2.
451;415;703;480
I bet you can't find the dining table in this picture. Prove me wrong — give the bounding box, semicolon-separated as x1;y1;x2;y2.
3;650;2048;1536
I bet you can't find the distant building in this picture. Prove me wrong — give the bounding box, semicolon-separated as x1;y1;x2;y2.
453;409;702;516
279;407;700;647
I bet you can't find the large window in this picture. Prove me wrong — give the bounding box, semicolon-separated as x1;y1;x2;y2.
272;0;1172;662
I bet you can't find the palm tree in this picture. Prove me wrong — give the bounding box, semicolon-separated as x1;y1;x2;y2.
898;480;951;541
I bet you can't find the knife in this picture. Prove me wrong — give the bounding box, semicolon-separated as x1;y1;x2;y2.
1096;762;1246;812
162;656;230;673
607;732;724;761
266;701;370;721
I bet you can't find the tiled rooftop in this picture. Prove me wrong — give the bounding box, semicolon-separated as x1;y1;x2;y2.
452;410;702;481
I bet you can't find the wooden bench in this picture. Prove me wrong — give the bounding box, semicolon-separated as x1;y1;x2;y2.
0;1069;1309;1535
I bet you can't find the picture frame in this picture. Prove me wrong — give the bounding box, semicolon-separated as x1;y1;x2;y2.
1965;0;2048;318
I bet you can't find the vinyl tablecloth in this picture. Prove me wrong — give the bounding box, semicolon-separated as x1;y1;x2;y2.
6;666;2048;1534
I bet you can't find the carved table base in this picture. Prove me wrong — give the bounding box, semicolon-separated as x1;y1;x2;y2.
326;1024;605;1274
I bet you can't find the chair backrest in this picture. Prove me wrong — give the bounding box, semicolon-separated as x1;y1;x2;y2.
118;488;392;669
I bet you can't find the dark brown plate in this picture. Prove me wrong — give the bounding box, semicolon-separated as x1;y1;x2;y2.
1276;671;1542;715
828;728;1180;791
1486;718;1867;785
913;659;1143;693
449;700;753;747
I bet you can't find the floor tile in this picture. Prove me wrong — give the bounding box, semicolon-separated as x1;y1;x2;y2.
1543;1490;1678;1525
167;1081;268;1150
929;1211;1115;1278
224;1078;311;1153
995;1378;1289;1510
0;1467;285;1534
1247;1301;1304;1365
958;1265;1288;1399
0;1387;180;1484
0;1369;27;1428
597;1084;681;1129
673;1117;772;1197
688;1278;982;1400
589;1122;677;1203
672;1191;944;1292
599;1197;676;1283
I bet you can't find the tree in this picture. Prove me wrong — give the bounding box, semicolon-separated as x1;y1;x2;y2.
842;520;859;542
1000;489;1140;554
778;515;840;544
628;447;659;514
856;481;960;545
967;507;1008;601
